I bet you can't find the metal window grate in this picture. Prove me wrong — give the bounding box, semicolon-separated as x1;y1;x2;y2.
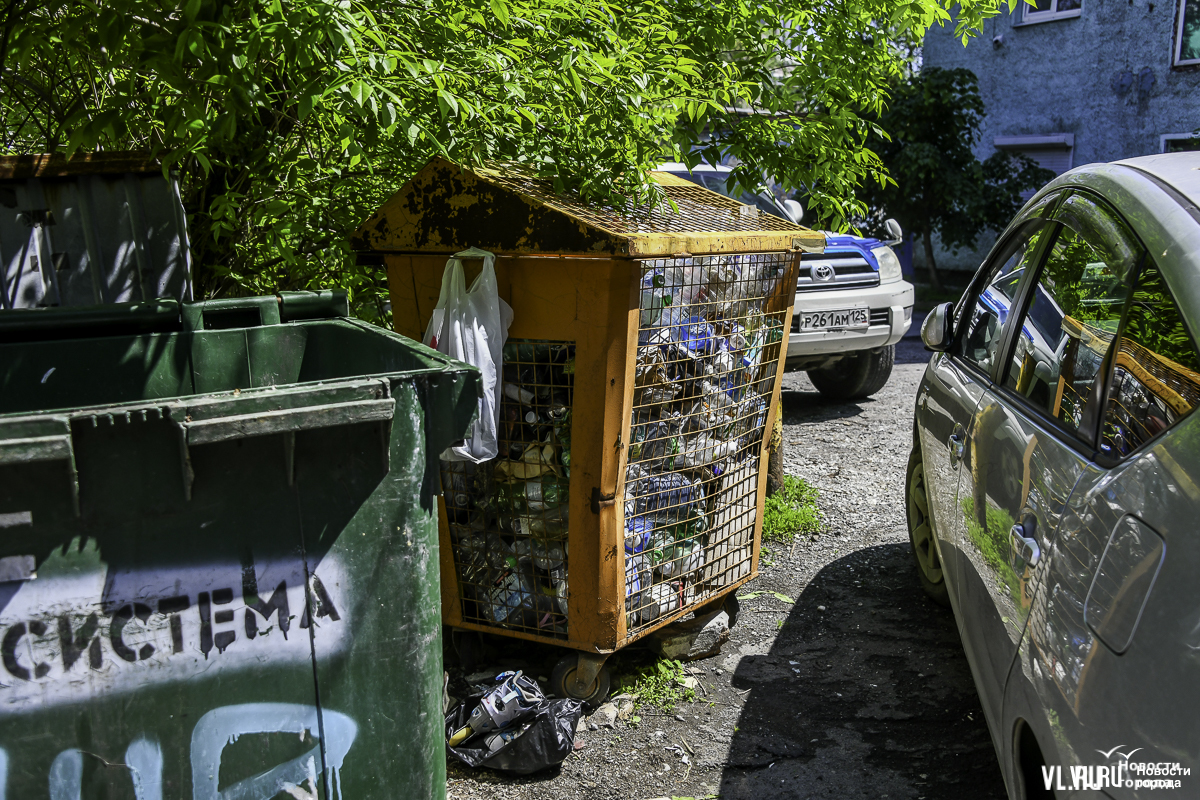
623;253;794;636
441;340;575;639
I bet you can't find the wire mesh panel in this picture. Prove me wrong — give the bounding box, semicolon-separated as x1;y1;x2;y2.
442;340;575;640
623;253;795;636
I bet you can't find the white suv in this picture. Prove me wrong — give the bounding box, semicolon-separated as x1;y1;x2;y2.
657;162;915;398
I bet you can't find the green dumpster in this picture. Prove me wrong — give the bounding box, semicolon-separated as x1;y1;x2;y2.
0;292;478;800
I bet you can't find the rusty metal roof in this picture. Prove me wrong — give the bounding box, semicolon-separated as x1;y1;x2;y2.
352;157;824;257
0;152;163;180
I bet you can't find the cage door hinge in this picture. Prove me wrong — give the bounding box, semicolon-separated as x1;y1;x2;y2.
591;487;615;514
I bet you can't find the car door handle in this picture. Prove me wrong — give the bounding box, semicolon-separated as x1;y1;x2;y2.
1010;524;1041;568
948;425;965;466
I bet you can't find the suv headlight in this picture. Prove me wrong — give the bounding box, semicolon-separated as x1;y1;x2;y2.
871;245;902;283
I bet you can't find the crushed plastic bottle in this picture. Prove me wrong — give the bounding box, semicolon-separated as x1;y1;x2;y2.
658;539;704;580
514;538;566;572
639;582;681;624
624;552;651;615
629;419;681;466
632;472;705;517
675;432;739;471
503;383;536;405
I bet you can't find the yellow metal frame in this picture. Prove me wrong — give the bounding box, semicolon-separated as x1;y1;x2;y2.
388;252;799;654
361;156;818;655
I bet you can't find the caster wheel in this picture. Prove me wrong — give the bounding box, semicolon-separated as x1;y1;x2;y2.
550;656;611;713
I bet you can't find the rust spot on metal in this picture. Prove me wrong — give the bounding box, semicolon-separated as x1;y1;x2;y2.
351;157;825;258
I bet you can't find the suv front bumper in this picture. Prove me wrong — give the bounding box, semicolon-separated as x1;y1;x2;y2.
785;279;915;362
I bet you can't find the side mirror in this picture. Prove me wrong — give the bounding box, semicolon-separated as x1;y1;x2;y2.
921;302;953;352
884;218;903;246
782;199;804;224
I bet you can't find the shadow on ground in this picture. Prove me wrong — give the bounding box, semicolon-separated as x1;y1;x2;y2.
896;338;933;366
779;386;868;425
718;543;1007;799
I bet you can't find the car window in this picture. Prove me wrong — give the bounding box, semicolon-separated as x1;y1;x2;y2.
1000;194;1142;443
670;172;705;188
1100;260;1200;458
953;220;1053;375
695;173;781;216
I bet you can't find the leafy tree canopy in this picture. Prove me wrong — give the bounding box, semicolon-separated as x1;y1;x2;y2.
856;65;1052;293
2;0;1018;318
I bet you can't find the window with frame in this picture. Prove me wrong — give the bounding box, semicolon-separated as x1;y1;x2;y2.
1000;194;1142;442
954;221;1055;375
1162;133;1200;152
1023;0;1082;23
1176;0;1200;66
1100;261;1200;458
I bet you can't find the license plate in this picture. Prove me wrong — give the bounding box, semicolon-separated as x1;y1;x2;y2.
797;307;869;331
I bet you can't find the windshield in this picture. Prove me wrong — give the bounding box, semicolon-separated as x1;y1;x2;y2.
667;171;783;217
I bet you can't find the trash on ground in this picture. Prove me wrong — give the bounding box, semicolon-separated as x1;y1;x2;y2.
446;670;584;775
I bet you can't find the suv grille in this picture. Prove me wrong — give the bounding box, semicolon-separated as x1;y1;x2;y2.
797;251;880;292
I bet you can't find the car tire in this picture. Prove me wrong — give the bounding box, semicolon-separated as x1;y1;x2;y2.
808;345;894;399
906;446;950;607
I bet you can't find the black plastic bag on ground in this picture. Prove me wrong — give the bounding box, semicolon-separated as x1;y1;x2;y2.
445;694;583;775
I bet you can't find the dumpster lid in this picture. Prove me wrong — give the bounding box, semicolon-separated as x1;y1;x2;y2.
0;151;193;309
351;157;825;258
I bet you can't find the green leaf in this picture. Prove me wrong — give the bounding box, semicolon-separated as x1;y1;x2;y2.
490;0;509;27
735;591;794;604
298;94;317;120
436;89;458;118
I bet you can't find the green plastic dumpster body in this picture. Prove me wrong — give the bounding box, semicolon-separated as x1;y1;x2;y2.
0;293;478;800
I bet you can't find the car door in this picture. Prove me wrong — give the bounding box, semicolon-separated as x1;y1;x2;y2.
1004;251;1200;797
916;201;1058;615
956;191;1146;746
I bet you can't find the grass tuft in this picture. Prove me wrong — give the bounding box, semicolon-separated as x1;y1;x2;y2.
615;656;697;713
762;475;823;543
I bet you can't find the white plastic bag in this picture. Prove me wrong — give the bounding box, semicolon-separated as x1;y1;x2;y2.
422;247;513;462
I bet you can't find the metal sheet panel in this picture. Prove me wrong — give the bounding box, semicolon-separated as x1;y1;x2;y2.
1;167;192;309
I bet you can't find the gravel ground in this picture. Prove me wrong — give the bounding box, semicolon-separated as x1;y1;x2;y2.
445;337;1008;800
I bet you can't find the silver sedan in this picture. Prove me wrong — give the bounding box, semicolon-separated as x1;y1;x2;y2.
908;152;1200;799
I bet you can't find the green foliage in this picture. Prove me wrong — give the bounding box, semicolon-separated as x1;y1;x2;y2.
763;475;822;543
621;657;696;712
3;0;1015;309
856;66;1053;288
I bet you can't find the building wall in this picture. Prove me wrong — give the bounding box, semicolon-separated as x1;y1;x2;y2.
916;1;1200;273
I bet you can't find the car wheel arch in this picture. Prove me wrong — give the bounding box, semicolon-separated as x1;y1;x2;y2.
1012;718;1055;800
